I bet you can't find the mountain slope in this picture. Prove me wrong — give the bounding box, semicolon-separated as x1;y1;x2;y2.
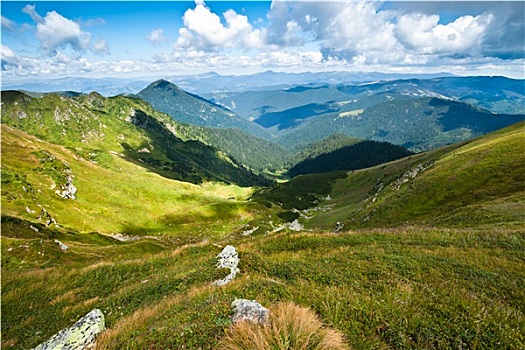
287;140;414;177
256;121;525;229
274;97;524;151
0;124;265;237
137;80;270;139
167;124;289;172
1;91;269;186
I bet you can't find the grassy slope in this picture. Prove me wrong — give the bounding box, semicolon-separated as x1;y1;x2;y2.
2;227;523;349
2;120;524;348
1;91;271;185
330;121;525;229
259;122;524;231
1;125;262;239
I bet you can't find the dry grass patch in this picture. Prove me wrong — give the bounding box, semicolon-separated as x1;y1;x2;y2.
217;302;350;350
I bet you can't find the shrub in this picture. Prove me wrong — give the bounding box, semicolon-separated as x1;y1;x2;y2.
217;302;350;350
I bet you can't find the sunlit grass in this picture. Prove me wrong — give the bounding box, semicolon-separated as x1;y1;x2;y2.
2;227;524;349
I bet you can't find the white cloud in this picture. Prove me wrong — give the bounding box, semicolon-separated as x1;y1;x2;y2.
36;11;91;53
81;18;106;27
22;5;91;54
396;13;494;55
93;38;110;55
21;4;113;56
1;16;16;31
265;1;503;66
266;1;405;64
147;28;165;46
175;1;265;50
22;4;44;24
2;1;523;80
1;44;16;59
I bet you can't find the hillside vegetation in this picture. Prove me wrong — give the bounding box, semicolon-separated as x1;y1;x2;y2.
257;122;525;231
137;80;270;139
288;140;414;177
1;124;268;238
1;84;524;350
1;91;271;185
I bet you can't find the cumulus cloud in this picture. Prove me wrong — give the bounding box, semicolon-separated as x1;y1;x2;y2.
93;38;110;55
3;1;523;80
22;5;91;54
1;16;16;31
266;1;406;64
396;12;494;55
147;28;165;46
264;1;517;66
175;0;265;51
1;45;17;61
22;4;44;23
21;4;114;57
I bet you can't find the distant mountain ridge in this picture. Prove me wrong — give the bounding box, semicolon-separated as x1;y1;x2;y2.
2;70;457;96
137;79;270;139
208;76;524;151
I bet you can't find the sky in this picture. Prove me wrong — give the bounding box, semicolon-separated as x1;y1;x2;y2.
1;0;524;82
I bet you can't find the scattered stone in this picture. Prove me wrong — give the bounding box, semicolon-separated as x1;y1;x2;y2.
38;208;57;226
109;233;140;242
287;219;303;231
212;245;240;286
231;299;269;324
241;226;259;236
17;110;28;119
30;225;40;233
54;239;68;251
392;161;434;191
55;175;77;200
334;221;344;233
33;309;105;350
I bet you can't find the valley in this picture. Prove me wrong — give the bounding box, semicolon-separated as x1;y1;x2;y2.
1;74;524;350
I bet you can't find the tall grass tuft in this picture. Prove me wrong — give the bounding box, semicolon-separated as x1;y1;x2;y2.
217;302;350;350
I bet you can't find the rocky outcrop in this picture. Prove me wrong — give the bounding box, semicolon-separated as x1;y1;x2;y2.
231;299;269;324
55;175;77;200
33;309;105;350
212;245;240;286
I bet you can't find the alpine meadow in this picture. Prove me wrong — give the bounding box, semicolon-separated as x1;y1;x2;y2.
1;1;524;349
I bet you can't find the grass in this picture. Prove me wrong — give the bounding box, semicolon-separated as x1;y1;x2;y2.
2;227;524;349
217;302;349;350
1;107;524;349
287;122;525;230
1;125;261;240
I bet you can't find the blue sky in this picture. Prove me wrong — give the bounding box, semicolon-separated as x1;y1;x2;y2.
1;1;524;82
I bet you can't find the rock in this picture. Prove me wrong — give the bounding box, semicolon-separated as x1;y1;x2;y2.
287;219;303;231
38;208;57;226
241;226;259;236
231;299;269;324
33;309;105;350
334;221;344;233
55;175;77;200
212;245;240;286
54;239;68;251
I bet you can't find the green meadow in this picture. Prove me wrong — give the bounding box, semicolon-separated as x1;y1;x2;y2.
1;100;524;349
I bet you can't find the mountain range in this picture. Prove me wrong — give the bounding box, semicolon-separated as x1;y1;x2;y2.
1;72;524;350
210;76;524;151
3;70;456;96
